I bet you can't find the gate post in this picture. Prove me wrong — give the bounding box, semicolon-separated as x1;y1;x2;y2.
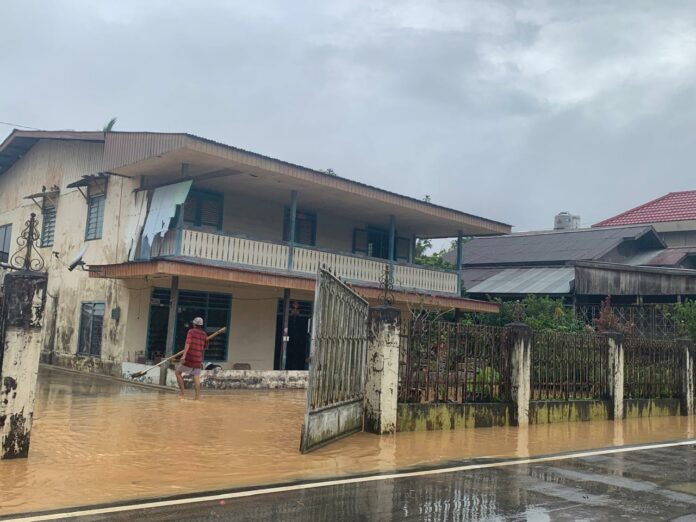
677;338;694;416
507;323;531;427
364;306;400;435
0;269;47;459
603;332;624;421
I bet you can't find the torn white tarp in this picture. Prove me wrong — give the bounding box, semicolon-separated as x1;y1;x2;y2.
141;181;193;246
126;190;149;261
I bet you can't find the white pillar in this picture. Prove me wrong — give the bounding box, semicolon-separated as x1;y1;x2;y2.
0;270;47;459
605;332;624;421
680;339;694;416
508;323;531;427
364;306;400;435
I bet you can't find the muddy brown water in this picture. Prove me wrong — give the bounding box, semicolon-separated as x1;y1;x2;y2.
1;367;695;516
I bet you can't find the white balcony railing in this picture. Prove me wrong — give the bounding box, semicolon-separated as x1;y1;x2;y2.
150;228;459;295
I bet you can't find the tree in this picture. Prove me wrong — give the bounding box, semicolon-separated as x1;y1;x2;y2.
102;117;117;132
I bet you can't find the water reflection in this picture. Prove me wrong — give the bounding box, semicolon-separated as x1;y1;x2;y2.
0;367;694;516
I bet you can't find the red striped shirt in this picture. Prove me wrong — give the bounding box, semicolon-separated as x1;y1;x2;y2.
182;328;208;369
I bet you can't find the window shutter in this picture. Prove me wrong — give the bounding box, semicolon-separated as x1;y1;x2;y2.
200;196;222;227
395;237;410;262
41;206;56;247
353;229;368;255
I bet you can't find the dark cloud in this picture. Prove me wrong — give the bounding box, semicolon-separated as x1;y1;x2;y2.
2;0;696;232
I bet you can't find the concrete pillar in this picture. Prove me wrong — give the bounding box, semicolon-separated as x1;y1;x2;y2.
678;339;694;416
364;306;400;435
507;323;531;427
604;332;624;421
0;270;47;459
160;276;179;386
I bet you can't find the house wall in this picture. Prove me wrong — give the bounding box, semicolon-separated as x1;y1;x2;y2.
0;139;142;376
217;188;413;256
120;277;318;371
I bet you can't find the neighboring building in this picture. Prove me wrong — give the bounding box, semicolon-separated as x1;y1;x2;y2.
593;190;696;247
0;130;509;376
442;225;696;305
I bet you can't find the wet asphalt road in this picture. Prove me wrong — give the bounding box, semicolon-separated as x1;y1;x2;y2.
11;442;696;521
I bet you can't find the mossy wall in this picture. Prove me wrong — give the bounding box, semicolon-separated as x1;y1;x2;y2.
624;398;680;418
396;403;514;432
529;400;611;425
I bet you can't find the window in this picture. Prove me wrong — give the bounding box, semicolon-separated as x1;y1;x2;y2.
283;208;316;246
0;224;11;263
85;194;105;240
353;227;411;261
78;302;105;356
146;288;231;362
41;205;56;247
183;189;223;229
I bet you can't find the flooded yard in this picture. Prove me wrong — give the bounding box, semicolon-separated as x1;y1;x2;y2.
1;366;695;516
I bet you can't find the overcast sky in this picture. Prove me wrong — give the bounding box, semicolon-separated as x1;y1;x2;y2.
2;0;696;234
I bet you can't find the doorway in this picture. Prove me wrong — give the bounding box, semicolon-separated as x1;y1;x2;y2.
274;299;312;370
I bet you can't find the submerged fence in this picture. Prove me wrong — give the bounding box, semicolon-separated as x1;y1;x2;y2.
623;336;683;399
530;330;609;401
398;320;691;406
398;322;512;404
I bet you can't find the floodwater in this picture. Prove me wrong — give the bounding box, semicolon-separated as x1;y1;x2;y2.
1;367;695;516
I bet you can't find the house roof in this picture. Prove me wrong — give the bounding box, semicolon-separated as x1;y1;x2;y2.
0;129;511;237
444;225;664;266
466;267;575;295
642;247;696;267
593;191;696;227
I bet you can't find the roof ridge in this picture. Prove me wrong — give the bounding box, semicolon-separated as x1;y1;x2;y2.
593;192;676;227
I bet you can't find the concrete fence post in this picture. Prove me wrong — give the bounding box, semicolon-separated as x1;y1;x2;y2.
603;332;624;421
0;270;47;459
677;339;694;416
364;306;400;435
507;323;531;427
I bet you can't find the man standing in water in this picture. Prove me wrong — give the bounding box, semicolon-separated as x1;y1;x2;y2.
175;317;208;400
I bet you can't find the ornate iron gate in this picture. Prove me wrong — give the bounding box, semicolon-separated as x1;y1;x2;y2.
300;269;369;453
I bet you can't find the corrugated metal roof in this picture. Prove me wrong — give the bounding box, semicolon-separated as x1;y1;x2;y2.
445;225;663;266
466;267;575;294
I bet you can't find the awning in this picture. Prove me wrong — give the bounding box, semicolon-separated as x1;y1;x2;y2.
141;180;192;246
467;267;575;295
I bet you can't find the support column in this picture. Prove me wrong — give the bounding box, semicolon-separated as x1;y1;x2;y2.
507;323;531;427
280;289;291;370
679;338;694;416
388;215;396;262
287;190;298;271
456;230;463;296
0;270;47;459
364;306;400;435
604;332;624;421
159;276;179;386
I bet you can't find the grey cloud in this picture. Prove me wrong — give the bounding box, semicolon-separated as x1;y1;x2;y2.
2;0;696;232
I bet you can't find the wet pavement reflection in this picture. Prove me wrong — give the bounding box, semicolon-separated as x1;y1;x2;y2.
1;367;695;516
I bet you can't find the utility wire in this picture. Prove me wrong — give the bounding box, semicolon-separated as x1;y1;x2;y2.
0;120;40;130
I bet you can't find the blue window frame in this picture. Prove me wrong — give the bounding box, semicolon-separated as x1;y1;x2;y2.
85;194;105;240
41;206;56;247
183;189;223;229
283;208;316;246
78;301;105;356
146;288;231;362
0;223;11;263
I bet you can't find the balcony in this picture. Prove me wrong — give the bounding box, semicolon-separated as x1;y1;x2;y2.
144;227;459;295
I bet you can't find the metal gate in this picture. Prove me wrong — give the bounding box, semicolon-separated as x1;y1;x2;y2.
300;269;369;453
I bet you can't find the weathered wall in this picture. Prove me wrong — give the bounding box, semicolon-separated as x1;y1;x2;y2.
396;403;514;432
624;398;681;418
0;139;139;374
529;400;611;425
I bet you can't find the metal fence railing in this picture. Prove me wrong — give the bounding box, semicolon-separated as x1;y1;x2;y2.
398;322;512;404
575;304;677;340
530;330;609;401
623;336;683;399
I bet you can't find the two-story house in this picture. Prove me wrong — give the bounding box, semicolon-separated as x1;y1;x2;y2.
0;130;510;377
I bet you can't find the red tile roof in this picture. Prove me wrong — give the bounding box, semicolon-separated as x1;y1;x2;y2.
593;191;696;227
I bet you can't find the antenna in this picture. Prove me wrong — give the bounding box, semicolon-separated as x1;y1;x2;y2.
68;244;89;272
